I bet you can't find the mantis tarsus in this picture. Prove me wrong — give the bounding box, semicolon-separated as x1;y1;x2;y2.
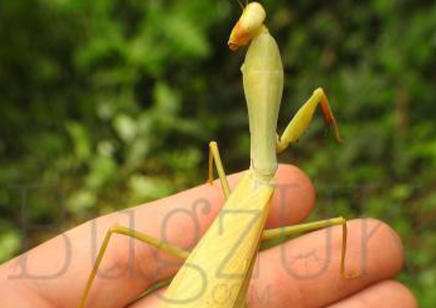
78;2;349;307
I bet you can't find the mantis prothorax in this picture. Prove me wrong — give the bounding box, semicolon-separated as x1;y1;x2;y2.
78;2;348;308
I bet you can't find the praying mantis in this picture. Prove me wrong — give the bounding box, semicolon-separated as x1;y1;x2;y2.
78;2;349;308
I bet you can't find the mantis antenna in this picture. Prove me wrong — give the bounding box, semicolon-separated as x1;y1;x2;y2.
233;0;245;11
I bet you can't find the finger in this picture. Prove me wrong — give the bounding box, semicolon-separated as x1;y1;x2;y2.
125;218;405;308
123;164;315;254
2;164;315;308
245;219;405;308
134;163;315;231
127;288;165;308
327;280;418;308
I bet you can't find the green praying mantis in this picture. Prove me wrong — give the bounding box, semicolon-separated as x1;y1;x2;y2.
78;2;350;308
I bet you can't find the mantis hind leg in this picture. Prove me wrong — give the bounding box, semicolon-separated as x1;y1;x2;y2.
208;140;231;199
78;225;189;308
261;217;350;278
276;88;341;153
237;218;350;308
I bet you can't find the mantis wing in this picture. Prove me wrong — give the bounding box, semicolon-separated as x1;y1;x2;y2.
158;173;274;308
232;243;259;308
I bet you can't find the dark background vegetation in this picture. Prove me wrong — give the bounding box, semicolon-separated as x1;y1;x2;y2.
0;0;435;305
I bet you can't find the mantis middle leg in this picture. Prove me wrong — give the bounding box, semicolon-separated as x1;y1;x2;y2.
261;217;349;278
208;140;231;198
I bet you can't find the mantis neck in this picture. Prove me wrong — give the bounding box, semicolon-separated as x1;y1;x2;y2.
241;26;284;181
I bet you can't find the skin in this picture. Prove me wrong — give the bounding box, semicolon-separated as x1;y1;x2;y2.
0;164;417;308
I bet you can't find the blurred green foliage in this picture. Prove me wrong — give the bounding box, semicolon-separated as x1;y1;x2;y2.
0;0;435;305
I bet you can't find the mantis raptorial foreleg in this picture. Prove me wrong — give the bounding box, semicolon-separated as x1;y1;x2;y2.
78;225;189;308
277;88;342;153
208;140;231;198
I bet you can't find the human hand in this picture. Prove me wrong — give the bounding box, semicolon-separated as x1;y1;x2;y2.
0;164;417;308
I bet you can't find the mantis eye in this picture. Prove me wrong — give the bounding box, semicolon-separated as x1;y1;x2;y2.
228;2;266;51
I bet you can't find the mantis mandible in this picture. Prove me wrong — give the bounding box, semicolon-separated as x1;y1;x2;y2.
78;2;348;307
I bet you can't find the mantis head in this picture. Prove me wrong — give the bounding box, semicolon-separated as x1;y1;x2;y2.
228;2;266;51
